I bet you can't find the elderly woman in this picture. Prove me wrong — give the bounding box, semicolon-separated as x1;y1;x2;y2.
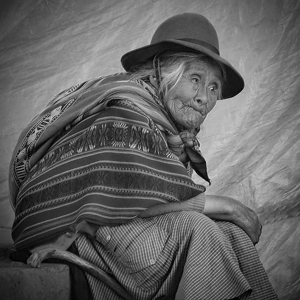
9;13;278;300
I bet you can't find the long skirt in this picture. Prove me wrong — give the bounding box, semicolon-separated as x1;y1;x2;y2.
76;211;278;300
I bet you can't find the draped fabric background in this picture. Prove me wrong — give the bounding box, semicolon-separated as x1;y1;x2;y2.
0;0;299;299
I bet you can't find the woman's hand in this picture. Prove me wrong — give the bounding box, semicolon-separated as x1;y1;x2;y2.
203;195;262;244
229;199;262;244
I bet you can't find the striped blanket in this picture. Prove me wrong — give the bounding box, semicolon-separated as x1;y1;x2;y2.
9;74;206;250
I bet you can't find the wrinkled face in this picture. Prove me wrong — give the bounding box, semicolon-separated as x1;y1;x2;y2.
164;61;222;130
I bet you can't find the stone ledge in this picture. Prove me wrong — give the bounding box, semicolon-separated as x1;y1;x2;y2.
0;256;70;300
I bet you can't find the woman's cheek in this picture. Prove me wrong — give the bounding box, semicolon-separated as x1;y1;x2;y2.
165;98;181;117
207;99;217;113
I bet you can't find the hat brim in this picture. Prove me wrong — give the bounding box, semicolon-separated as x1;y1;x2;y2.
121;39;244;99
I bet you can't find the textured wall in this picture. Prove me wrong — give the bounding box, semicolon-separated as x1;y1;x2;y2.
1;0;300;299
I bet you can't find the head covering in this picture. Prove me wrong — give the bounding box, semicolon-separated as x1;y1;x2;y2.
121;13;244;99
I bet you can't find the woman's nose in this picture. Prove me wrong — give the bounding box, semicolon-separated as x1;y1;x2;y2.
194;87;208;105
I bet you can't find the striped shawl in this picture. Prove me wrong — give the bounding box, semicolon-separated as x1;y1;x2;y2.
9;74;206;250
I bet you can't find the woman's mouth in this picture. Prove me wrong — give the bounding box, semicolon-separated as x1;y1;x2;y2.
170;99;207;129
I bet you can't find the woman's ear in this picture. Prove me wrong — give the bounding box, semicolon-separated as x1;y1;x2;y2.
149;75;159;88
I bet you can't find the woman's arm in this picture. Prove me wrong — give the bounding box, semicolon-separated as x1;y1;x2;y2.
138;193;206;218
203;195;262;244
138;193;262;244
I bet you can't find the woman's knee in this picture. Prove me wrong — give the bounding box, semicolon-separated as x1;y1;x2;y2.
174;211;219;233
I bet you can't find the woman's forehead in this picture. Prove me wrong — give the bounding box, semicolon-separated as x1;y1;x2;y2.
186;61;222;78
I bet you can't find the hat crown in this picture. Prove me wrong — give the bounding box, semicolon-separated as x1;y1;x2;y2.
151;13;220;54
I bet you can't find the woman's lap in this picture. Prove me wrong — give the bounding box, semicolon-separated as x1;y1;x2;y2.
76;211;277;300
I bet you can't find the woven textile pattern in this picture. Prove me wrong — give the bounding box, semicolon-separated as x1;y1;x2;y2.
10;75;205;250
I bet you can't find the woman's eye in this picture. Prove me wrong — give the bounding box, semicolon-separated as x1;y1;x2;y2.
209;84;219;94
190;76;200;84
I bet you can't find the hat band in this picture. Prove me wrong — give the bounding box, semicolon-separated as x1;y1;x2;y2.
178;38;220;55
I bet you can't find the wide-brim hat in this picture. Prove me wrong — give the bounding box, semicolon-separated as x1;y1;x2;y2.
121;13;244;99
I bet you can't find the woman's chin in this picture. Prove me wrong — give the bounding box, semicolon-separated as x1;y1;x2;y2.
176;120;202;131
181;115;205;130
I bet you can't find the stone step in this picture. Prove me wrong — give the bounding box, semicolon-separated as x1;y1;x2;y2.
0;255;70;300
